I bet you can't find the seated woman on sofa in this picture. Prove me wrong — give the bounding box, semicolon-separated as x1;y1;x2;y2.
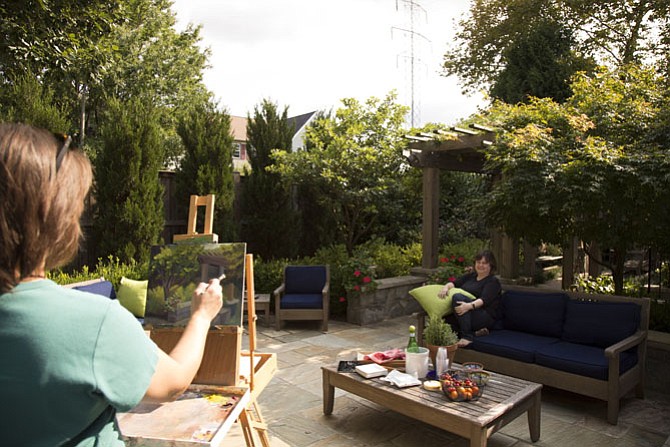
438;250;502;347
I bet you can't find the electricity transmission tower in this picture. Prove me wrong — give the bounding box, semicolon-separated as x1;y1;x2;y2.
392;0;430;127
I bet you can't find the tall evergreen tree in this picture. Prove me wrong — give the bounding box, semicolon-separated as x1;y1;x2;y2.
175;102;235;241
241;99;299;259
93;96;165;264
490;20;593;104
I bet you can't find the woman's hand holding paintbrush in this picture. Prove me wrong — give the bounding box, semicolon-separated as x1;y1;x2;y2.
191;273;225;323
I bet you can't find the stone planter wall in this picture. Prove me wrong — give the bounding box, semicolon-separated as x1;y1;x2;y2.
347;275;426;325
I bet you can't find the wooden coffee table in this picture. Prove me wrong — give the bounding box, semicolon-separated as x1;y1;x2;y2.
322;365;541;447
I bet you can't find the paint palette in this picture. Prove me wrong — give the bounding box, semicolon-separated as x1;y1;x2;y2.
117;385;250;446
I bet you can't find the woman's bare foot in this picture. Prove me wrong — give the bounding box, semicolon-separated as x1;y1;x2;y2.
475;328;489;337
456;338;472;348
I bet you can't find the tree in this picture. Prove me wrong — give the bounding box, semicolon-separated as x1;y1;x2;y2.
490;20;594;103
93;96;165;264
0;75;70;133
481;65;669;294
240;99;300;259
443;0;669;96
175;102;236;241
0;0;211;159
271;92;416;254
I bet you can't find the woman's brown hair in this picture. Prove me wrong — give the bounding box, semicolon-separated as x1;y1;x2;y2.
0;123;93;293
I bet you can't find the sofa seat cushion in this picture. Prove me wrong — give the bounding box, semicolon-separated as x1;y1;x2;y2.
471;329;560;363
280;293;323;309
562;301;640;348
502;290;569;338
535;341;638;380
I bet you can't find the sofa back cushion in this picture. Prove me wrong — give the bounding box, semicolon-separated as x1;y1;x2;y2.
561;300;640;348
502;290;569;338
72;279;116;299
285;265;328;294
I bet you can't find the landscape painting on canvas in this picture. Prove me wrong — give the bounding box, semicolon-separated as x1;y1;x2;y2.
146;242;247;326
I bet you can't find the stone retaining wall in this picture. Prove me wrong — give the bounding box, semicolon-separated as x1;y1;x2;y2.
347;275;426;325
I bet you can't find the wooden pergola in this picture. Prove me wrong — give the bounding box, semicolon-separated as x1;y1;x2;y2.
405;125;567;283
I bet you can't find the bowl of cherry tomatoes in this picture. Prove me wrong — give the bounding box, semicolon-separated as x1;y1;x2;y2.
440;371;483;402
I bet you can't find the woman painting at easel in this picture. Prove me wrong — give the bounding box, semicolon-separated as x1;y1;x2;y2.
0;123;224;446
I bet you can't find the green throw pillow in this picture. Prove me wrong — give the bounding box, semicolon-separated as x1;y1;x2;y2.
410;285;450;318
409;285;476;318
117;276;148;318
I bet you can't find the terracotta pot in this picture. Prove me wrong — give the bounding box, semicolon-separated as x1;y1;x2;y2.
425;342;458;369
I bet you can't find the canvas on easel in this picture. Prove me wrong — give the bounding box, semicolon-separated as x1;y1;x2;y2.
146;242;246;326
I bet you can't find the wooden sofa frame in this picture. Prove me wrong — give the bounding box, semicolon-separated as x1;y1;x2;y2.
415;285;650;425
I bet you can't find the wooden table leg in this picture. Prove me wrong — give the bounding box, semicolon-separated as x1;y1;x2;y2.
469;426;488;447
322;369;335;415
527;389;542;442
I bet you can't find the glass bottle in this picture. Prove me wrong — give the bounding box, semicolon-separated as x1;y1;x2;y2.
407;325;419;353
436;346;448;378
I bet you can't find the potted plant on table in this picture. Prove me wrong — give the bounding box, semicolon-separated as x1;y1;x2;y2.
423;314;459;368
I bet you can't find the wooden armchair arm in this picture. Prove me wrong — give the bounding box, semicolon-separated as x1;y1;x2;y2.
604;330;646;358
273;284;285;298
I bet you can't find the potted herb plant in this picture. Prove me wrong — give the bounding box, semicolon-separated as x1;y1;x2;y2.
423;314;459;367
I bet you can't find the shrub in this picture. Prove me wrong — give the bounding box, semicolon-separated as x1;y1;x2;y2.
253;257;287;294
50;256;148;291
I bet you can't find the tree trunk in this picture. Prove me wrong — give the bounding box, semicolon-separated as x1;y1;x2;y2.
79;86;87;143
611;247;626;295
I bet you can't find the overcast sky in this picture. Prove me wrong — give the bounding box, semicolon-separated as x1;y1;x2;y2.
170;0;486;126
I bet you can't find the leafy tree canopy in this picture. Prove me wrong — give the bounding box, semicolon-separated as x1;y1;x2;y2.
444;0;669;95
271;92;417;253
481;64;670;293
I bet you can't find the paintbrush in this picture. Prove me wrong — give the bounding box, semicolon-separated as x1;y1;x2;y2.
199;272;226;296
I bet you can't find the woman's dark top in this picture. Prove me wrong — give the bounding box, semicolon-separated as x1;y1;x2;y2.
454;272;502;320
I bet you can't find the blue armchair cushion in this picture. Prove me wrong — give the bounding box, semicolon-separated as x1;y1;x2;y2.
470;329;559;363
73;280;116;299
502;290;568;338
280;293;323;309
535;341;638;380
561;301;640;348
284;266;327;294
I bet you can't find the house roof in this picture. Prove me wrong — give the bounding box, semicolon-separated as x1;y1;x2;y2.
230;115;247;141
230;112;317;142
288;111;316;134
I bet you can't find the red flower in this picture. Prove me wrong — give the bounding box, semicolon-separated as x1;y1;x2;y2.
448;276;456;282
339;296;346;303
451;255;456;260
457;256;465;263
439;257;448;263
362;276;371;283
354;285;360;291
354;270;361;277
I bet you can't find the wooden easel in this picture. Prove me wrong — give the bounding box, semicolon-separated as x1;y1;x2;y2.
173;194;219;243
168;194;272;445
238;253;271;447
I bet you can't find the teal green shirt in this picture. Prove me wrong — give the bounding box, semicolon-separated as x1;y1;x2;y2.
0;280;158;446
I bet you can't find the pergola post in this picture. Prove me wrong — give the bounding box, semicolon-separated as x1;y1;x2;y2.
422;166;440;269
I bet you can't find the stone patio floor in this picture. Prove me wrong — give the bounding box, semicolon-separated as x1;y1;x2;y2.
223;315;670;447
